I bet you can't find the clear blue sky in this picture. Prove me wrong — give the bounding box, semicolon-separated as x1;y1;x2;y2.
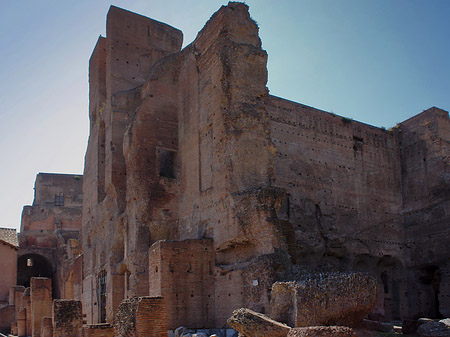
1;0;449;231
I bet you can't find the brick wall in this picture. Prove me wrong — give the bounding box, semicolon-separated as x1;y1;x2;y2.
135;297;167;337
149;240;214;329
114;296;167;337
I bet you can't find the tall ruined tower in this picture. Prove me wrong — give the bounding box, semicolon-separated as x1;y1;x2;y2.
82;6;182;323
81;1;450;328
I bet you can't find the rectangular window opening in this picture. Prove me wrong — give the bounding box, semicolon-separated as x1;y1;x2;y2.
159;148;176;178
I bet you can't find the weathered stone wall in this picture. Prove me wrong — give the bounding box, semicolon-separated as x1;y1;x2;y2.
78;1;450;328
266;96;408;319
30;277;52;337
148;240;214;329
270;272;377;327
398;107;450;318
53;299;82;337
173;3;287;325
267;96;404;266
82;5;183;324
18;173;83;299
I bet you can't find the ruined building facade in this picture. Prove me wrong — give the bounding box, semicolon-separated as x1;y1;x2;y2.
17;173;83;300
79;2;450;327
6;2;450;333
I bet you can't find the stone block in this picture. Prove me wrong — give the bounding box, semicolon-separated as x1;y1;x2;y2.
31;277;52;337
227;308;291;337
270;272;377;327
287;326;357;337
53;299;82;337
417;319;450;337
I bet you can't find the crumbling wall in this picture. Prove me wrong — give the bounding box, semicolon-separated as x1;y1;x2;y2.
148;240;214;329
52;300;83;337
266;96;409;320
267;96;404;267
78;1;450;327
398;107;450;318
175;3;288;325
82;5;183;324
18;173;82;299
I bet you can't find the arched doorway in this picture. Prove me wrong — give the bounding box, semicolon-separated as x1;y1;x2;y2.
17;254;53;288
377;256;404;320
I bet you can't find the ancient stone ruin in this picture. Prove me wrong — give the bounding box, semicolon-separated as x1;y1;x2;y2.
1;1;450;336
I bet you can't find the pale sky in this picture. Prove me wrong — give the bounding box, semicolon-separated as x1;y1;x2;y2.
1;0;449;232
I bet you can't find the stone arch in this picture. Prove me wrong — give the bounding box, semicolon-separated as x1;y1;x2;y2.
17;253;52;288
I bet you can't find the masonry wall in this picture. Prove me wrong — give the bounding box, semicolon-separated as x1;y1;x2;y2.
174;3;288;325
18;173;83;299
148;240;214;329
30;278;52;337
267;96;404;264
78;1;450;328
398;108;450;318
82;6;183;324
266;96;409;319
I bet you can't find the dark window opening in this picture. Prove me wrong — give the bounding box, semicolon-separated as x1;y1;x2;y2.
381;271;389;293
98;271;107;323
54;194;64;206
159;149;176;178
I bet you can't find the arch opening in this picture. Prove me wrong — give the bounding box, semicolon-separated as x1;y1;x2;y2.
17;253;53;288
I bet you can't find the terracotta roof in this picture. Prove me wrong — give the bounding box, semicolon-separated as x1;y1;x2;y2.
0;227;18;247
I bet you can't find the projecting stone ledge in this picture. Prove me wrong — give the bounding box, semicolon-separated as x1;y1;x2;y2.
227;308;291;337
270;271;377;327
